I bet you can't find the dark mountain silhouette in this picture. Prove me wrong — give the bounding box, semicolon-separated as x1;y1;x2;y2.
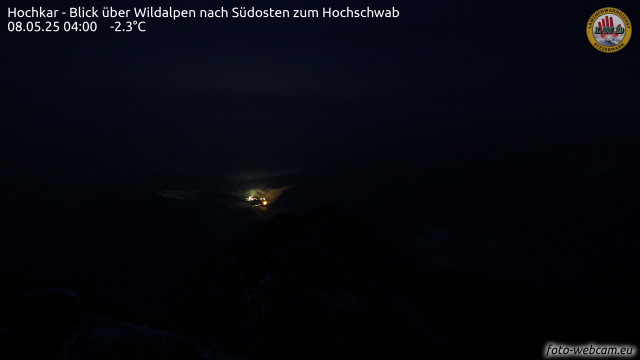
180;204;442;359
1;175;638;359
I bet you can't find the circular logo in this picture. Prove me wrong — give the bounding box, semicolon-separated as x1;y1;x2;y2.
587;8;632;52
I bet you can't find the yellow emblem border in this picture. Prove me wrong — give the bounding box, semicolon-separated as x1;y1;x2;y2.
586;7;632;53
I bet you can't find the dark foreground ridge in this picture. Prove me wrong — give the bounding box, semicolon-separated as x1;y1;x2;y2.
1;185;638;359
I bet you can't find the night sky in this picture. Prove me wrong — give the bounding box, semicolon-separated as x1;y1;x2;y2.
5;0;638;186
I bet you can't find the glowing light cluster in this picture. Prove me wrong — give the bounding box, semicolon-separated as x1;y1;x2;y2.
246;195;268;206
